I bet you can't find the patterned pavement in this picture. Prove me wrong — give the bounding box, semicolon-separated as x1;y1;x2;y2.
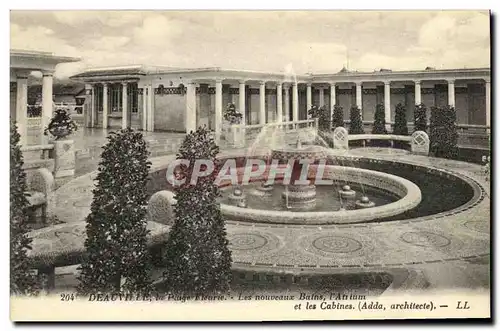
44;147;491;290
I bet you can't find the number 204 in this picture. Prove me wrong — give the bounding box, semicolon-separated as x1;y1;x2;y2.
60;293;76;301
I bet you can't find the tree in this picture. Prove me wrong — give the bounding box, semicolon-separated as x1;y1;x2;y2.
162;126;232;296
414;103;428;132
372;104;388;134
331;104;344;128
10;121;40;296
429;105;458;159
77;128;153;295
348;105;364;134
371;104;389;147
393;103;409;136
308;105;331;131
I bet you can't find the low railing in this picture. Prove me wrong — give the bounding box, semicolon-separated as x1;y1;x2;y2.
222;119;318;148
230;118;318;131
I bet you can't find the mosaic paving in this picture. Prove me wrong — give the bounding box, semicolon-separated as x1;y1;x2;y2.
41;147;490;289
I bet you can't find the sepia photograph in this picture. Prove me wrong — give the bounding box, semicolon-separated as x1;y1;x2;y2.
8;8;492;322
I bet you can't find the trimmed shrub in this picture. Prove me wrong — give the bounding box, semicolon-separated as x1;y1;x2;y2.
77;128;153;295
393;103;409;149
393;103;409;136
372;104;388;134
371;104;390;147
331;104;344;129
10;121;40;296
348;105;364;134
414;104;428;132
429;105;458;159
162;126;232;296
308;105;331;131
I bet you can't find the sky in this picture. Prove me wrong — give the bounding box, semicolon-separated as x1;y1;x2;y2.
10;10;491;79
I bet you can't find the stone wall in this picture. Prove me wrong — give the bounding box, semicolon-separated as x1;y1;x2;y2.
154;93;186;132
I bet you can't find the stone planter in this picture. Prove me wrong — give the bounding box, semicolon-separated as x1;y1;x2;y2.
49;127;70;140
50;139;75;179
223;123;245;148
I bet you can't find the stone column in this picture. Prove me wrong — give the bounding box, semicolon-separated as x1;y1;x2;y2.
485;78;490;132
284;84;290;122
15;73;28;146
447;79;455;107
41;71;54;144
276;82;283;122
306;83;312;110
356;82;363;120
83;84;91;128
186;82;197;133
318;87;324;107
90;85;96;128
239;80;246;125
384;81;391;131
102;83;109;129
215;79;223;137
414;80;422;105
259;81;266;124
122;82;128;129
148;85;155;131
142;87;147;131
330;83;336;124
292;83;299;121
355;82;362;108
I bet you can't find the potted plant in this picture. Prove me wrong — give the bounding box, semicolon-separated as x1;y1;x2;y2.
222;103;244;146
223;103;242;125
44;107;78;141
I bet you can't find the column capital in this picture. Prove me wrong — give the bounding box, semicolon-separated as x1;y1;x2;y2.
238;80;246;84
259;80;266;86
16;74;29;80
329;82;336;87
484;78;491;84
414;80;421;85
383;80;391;86
306;82;312;87
122;82;128;87
215;78;223;84
42;70;55;77
355;81;363;87
276;81;283;87
447;79;456;84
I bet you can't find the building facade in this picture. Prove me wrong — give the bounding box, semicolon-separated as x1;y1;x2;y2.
71;65;491;141
10;49;81;145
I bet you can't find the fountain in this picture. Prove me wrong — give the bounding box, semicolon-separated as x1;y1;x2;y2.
355;196;376;209
252;182;274;196
271;137;328;210
228;186;246;205
339;185;356;199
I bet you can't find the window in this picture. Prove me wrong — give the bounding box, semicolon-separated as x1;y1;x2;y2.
127;83;139;113
94;85;103;112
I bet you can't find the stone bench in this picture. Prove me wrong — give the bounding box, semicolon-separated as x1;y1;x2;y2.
24;168;55;224
331;127;430;156
25;191;48;224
